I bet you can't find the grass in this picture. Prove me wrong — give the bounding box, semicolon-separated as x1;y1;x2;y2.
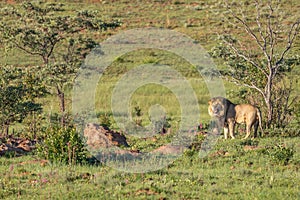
0;0;300;199
94;48;213;129
1;0;299;123
0;137;299;199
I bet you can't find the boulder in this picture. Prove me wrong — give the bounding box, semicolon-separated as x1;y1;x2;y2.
0;136;36;156
83;123;129;150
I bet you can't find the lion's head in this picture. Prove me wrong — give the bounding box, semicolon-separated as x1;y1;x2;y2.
208;97;227;118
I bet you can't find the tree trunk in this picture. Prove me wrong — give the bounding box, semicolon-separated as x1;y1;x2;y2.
3;123;9;136
266;100;273;128
60;92;65;126
265;73;274;128
56;85;65;127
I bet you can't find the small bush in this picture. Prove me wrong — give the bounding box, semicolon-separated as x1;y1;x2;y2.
188;134;206;152
36;126;87;164
133;106;142;126
99;113;112;129
264;127;300;137
260;144;294;165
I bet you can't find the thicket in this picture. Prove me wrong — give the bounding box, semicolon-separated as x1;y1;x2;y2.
0;2;120;163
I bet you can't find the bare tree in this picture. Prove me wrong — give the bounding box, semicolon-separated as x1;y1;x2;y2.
212;0;300;127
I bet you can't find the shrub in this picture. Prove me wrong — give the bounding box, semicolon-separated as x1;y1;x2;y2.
264;127;300;137
260;144;294;165
133;105;143;126
36;126;87;164
185;134;206;157
99;113;112;129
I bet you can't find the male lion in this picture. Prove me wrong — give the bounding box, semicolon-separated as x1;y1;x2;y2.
208;97;263;139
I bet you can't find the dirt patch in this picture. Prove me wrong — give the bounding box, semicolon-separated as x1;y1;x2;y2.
152;145;185;155
243;145;263;151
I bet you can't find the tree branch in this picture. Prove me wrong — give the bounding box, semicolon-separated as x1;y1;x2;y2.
223;74;266;100
228;7;265;51
275;19;300;72
11;40;43;58
226;1;273;76
267;2;275;67
255;0;268;53
222;38;268;77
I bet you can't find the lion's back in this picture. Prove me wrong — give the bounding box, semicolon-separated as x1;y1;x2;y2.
234;104;258;123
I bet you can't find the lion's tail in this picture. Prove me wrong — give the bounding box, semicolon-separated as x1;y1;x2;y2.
256;108;264;137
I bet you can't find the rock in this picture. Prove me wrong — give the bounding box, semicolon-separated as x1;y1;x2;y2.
0;144;8;153
17;139;32;151
0;136;36;156
83;123;129;150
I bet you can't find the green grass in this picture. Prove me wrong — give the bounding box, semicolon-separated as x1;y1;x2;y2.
0;0;300;199
94;49;212;130
1;137;299;199
1;1;299;124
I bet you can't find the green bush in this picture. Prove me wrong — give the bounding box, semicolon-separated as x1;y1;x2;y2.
36;126;87;164
99;113;112;129
260;144;294;165
265;127;300;137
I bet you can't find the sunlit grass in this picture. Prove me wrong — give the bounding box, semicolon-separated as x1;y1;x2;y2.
0;0;300;199
0;137;299;199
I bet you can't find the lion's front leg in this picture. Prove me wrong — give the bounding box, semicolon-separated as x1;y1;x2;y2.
224;126;229;139
228;119;235;139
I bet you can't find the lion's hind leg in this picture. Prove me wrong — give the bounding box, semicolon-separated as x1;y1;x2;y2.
253;120;259;138
243;123;252;139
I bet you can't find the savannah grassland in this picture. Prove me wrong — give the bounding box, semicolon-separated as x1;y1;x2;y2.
1;0;300;199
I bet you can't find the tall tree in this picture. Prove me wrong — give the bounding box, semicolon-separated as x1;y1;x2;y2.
212;0;300;127
0;2;120;126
